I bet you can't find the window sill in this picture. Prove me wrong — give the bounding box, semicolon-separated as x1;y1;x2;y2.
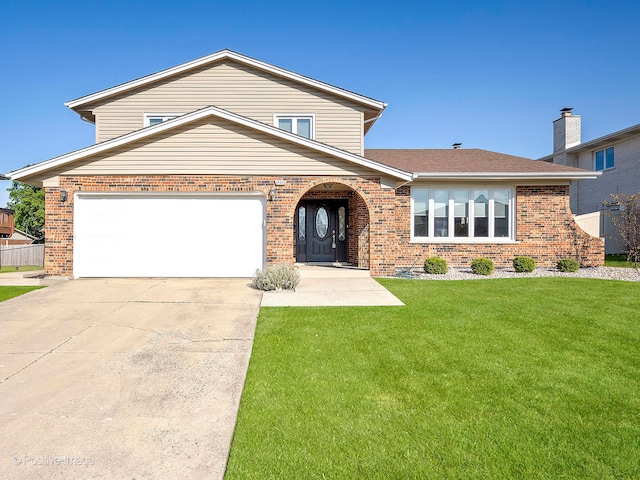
410;238;518;244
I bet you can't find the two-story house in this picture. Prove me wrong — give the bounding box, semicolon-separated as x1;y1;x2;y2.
8;50;602;278
539;108;640;253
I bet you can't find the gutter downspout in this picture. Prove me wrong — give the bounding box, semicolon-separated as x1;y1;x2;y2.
364;113;383;124
394;174;416;191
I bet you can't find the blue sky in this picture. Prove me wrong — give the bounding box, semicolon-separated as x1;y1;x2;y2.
1;0;639;207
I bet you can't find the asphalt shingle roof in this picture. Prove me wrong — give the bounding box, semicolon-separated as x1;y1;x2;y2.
364;148;586;174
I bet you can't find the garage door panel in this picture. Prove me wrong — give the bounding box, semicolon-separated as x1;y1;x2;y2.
74;194;265;278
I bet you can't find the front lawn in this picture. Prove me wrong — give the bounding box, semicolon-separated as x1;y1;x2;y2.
0;265;43;274
226;278;640;479
0;286;44;302
605;254;640;268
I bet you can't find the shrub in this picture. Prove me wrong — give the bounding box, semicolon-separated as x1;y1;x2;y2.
252;264;300;291
556;258;580;272
424;257;448;274
471;258;494;276
513;256;536;273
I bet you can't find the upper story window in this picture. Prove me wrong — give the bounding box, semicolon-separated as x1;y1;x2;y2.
274;114;315;139
144;113;182;127
411;187;514;242
594;147;614;171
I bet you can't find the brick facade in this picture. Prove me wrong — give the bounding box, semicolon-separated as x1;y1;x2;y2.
393;185;603;269
44;176;603;278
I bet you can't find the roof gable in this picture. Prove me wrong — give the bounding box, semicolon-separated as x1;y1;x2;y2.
10;107;410;184
65;50;387;114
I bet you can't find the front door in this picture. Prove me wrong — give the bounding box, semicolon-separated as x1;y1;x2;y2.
296;200;348;263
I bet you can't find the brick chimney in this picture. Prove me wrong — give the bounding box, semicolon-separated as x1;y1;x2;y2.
553;107;581;152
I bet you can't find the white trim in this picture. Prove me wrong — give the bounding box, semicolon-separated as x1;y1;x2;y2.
412;171;600;180
409;239;518;244
65;49;387;112
10;105;411;182
273;113;316;140
74;191;267;199
143;113;184;127
593;146;615;172
410;186;516;243
73;191;266;278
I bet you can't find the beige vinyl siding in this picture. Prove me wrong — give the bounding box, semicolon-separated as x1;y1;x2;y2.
43;117;374;178
89;60;365;154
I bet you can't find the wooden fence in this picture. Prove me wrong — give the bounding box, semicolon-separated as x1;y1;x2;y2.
0;244;45;267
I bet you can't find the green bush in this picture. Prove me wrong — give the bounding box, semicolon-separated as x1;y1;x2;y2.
556;258;580;272
513;256;536;273
424;257;448;274
471;258;494;276
252;264;300;291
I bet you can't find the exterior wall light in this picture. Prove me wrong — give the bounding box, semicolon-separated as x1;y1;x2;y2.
269;187;276;201
60;189;68;202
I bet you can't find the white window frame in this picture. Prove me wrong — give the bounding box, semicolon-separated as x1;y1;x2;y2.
144;113;183;127
593;146;615;171
410;186;516;243
273;114;316;139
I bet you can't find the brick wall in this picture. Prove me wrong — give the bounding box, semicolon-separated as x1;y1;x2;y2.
393;185;603;270
44;176;602;278
45;175;390;276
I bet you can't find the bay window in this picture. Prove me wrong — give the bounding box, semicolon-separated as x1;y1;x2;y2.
411;187;514;241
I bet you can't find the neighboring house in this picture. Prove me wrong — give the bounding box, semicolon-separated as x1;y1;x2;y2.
538;109;640;253
7;50;602;278
1;228;37;246
0;208;15;240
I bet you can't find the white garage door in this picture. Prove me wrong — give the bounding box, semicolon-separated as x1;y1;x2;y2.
74;193;265;278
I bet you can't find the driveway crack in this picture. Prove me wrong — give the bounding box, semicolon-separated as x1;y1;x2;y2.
0;325;93;384
110;323;196;343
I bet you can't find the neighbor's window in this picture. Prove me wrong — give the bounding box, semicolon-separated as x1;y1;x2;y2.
144;113;182;127
411;187;514;241
594;147;614;171
274;115;314;139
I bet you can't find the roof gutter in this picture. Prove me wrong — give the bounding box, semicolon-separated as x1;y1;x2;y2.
412;171;601;181
537;123;640;161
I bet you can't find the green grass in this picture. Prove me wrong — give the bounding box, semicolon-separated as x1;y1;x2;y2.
605;254;640;268
0;265;43;274
0;286;44;302
226;278;640;479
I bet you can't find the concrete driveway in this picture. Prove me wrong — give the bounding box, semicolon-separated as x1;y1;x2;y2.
0;278;261;479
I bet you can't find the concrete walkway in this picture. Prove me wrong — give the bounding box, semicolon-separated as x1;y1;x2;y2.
261;265;404;307
0;270;66;287
0;278;261;479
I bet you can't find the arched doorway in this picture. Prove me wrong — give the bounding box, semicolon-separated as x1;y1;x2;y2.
294;182;370;267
